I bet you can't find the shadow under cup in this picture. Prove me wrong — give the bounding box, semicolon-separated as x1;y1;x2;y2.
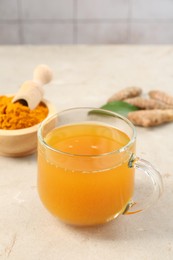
37;108;137;226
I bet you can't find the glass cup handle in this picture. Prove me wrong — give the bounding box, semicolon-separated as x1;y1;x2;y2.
123;154;164;215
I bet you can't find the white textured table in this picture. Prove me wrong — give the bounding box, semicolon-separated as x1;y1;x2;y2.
0;46;173;260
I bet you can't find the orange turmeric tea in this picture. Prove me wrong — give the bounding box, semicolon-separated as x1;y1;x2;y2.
38;123;135;226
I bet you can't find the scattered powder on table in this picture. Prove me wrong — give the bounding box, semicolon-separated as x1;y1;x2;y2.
0;96;48;130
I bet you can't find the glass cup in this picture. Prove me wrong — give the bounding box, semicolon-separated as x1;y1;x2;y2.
37;107;163;226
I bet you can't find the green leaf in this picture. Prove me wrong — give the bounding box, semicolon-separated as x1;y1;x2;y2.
100;101;139;117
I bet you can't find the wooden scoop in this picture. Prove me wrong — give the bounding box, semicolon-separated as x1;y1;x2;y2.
12;64;53;110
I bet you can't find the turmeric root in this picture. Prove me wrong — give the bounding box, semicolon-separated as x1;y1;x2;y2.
128;109;173;127
149;90;173;106
125;97;172;109
108;87;142;102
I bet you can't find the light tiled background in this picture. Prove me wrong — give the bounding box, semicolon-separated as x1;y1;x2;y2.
1;0;173;44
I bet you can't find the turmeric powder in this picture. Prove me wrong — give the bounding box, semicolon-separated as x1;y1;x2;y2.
0;96;48;130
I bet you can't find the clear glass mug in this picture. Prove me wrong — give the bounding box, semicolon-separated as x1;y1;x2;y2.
37;108;163;226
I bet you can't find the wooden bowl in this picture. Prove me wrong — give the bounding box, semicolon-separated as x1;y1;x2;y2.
0;99;57;157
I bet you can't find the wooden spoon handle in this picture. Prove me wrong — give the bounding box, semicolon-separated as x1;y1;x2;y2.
12;64;53;110
33;64;53;85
